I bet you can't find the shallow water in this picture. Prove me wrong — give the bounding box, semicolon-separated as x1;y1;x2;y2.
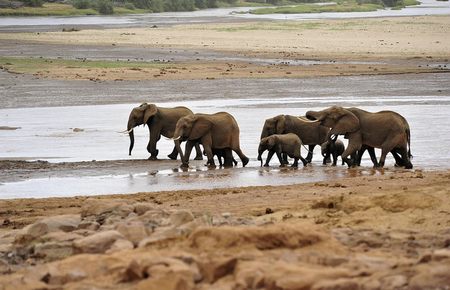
1;93;449;198
0;0;449;28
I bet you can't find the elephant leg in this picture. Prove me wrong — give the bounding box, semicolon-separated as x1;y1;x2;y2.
396;147;413;169
276;151;286;167
332;151;338;166
306;145;315;163
224;149;235;167
194;143;203;160
341;133;361;168
366;147;378;167
233;148;249;167
282;153;289;165
167;144;178;160
391;149;404;167
291;157;299;168
202;144;215;168
300;155;308;167
265;150;275;167
147;132;160;160
181;140;195;167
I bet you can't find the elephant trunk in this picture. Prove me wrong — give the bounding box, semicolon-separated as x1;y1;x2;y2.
127;119;135;156
257;149;263;167
128;130;134;156
305;111;323;122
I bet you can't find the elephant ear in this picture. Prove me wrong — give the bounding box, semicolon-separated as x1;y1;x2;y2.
189;116;212;140
333;108;360;134
143;104;158;125
275;115;286;134
267;136;276;148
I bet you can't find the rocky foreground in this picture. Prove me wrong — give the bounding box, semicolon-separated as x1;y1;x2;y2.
0;170;449;289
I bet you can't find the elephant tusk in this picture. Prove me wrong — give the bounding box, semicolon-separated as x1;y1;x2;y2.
172;136;181;141
118;128;134;134
301;118;320;123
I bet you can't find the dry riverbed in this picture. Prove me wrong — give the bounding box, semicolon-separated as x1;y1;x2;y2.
1;14;450;289
0;169;449;289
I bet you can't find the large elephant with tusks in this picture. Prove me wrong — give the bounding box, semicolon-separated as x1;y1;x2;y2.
124;103;203;160
306;106;412;168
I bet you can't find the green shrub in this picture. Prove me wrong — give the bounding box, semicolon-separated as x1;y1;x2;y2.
72;0;91;9
124;1;135;8
96;0;113;14
381;0;402;6
22;0;43;7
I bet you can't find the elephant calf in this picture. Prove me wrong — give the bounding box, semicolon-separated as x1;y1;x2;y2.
321;139;345;166
204;148;238;167
257;133;308;167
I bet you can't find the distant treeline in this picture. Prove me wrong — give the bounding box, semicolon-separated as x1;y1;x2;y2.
1;0;411;15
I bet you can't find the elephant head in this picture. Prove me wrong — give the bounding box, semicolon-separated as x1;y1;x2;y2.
173;115;212;142
260;115;286;139
306;106;360;136
257;136;276;166
126;103;158;155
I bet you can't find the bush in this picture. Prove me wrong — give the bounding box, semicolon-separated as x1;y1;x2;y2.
130;0;163;10
22;0;43;7
72;0;91;9
381;0;402;6
124;1;135;8
96;0;113;14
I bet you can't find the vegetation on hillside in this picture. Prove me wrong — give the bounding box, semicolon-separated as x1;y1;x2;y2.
0;0;420;16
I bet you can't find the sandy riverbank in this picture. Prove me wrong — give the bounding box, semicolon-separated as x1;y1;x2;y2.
0;169;449;288
1;14;450;289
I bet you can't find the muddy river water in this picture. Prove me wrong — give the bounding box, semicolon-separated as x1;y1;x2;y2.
1;80;449;198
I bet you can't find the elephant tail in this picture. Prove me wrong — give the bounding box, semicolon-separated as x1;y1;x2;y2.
406;127;413;159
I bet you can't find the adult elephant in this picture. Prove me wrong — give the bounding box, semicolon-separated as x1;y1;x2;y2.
125;103;203;160
172;112;249;168
305;106;412;169
354;112;412;167
260;115;329;163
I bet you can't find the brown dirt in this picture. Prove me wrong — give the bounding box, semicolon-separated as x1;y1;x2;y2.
0;170;449;289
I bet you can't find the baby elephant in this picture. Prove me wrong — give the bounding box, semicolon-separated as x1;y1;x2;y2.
205;148;238;167
258;133;308;167
321;139;345;166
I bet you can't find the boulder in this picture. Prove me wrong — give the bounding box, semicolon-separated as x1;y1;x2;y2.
134;202;156;215
169;210;194;227
73;230;125;254
106;239;134;254
15;215;81;245
198;256;237;283
33;241;74;261
115;221;149;246
80;199;133;223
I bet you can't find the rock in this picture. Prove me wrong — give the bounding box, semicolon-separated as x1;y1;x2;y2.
410;263;450;289
138;227;179;248
80;199;133;222
34;241;74;261
0;259;10;275
379;275;407;289
106;239;134;254
134;202;155;215
73;230;125;254
312;278;359;290
134;275;193;290
115;221;149;246
77;221;100;231
169;210;194;227
137;208;170;226
15;215;81;244
198;256;237;283
189;223;326;250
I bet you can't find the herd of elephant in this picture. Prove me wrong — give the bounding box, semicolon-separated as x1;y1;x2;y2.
122;103;413;169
